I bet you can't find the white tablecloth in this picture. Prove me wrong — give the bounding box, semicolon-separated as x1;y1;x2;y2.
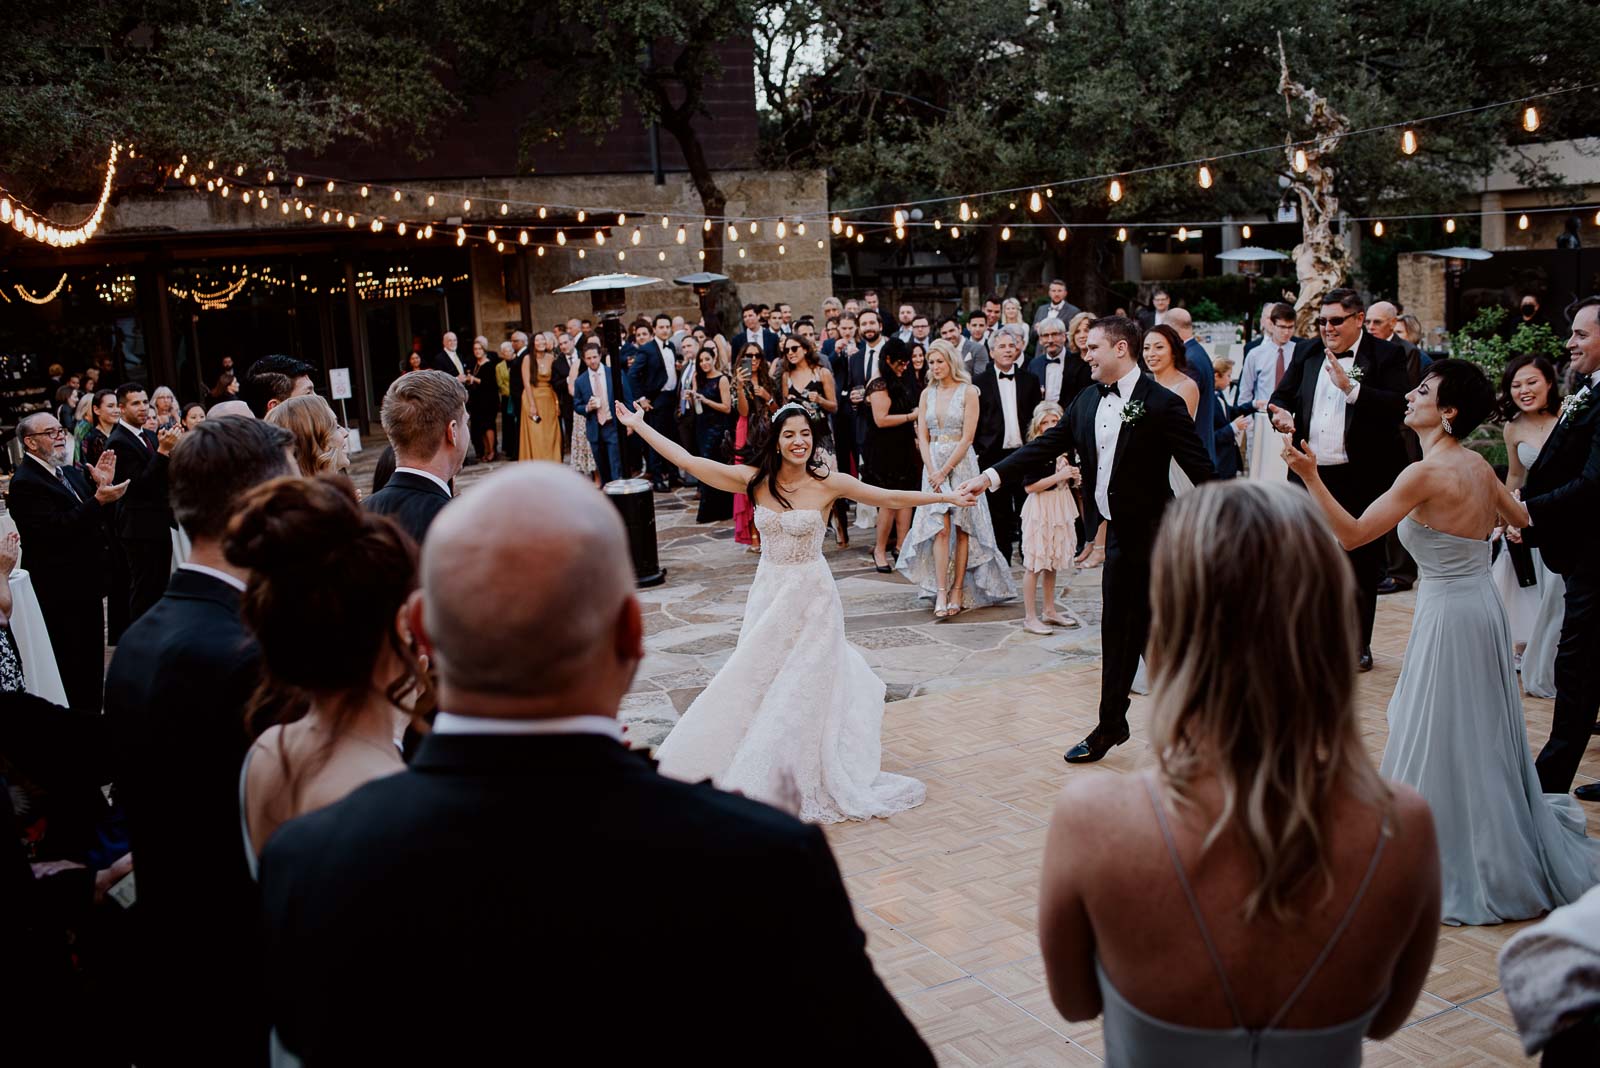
8;568;69;707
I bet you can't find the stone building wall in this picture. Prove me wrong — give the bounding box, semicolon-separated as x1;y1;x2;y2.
1396;252;1447;344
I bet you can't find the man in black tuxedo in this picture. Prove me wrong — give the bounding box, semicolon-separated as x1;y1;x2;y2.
974;329;1042;563
503;330;530;460
823;314;862;473
963;316;1214;763
850;310;909;481
6;413;128;713
107;384;181;625
363;370;469;545
259;464;933;1065
731;302;780;363
621;319;672;490
1520;296;1600;800
105;416;295;1065
1269;289;1411;671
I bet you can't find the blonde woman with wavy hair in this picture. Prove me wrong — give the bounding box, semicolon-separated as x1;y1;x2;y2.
265;394;350;475
1039;481;1440;1065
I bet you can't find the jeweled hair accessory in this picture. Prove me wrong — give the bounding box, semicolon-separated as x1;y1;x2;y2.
771;402;809;424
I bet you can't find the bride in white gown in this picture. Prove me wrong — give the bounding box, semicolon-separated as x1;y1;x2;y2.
615;397;972;822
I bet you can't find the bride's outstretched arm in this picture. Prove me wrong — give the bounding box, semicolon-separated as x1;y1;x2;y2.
824;470;968;511
613;400;753;493
1283;437;1434;549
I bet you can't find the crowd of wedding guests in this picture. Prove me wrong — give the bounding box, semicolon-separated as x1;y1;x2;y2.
5;281;1600;1065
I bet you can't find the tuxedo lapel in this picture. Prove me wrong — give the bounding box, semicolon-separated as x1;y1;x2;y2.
1343;335;1372;437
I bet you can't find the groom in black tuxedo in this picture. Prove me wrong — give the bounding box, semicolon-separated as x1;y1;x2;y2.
1269;288;1411;671
963;316;1214;763
1521;296;1600;800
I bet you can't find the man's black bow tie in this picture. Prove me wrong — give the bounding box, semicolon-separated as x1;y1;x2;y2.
1045;356;1061;364
1098;382;1122;397
997;371;1016;380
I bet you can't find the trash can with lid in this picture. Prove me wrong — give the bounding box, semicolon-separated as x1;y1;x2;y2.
603;478;666;587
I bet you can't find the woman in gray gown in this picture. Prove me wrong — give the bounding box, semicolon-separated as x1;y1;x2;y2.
1285;360;1599;925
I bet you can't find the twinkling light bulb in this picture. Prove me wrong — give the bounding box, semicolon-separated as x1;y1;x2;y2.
1057;226;1068;242
1401;129;1417;155
832;216;844;234
1242;224;1252;239
1029;191;1042;212
1445;218;1456;234
1518;213;1530;231
1000;226;1011;240
1109;179;1123;203
675;226;686;244
1116;227;1127;242
1373;221;1385;237
1198;165;1213;189
959;201;970;222
1293;148;1308;173
1523;106;1540;132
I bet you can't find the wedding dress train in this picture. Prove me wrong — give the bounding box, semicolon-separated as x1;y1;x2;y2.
654;505;926;823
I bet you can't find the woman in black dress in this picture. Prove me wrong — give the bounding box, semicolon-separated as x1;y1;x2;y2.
464;335;502;460
777;333;848;547
866;348;921;571
693;347;735;523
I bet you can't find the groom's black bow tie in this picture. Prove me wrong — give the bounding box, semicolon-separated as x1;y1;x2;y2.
1098;382;1122;397
997;371;1015;380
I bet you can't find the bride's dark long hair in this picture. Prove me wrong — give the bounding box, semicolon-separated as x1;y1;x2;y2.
744;406;829;511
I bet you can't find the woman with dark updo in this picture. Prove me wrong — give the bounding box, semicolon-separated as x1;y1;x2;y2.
229;476;430;870
1286;359;1600;924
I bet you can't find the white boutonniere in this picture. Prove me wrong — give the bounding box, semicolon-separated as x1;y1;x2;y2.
1560;386;1592;423
1120;400;1146;425
1345;363;1364;383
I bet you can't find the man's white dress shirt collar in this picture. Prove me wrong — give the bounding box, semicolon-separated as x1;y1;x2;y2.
393;466;452;497
178;563;248;592
432;712;622;740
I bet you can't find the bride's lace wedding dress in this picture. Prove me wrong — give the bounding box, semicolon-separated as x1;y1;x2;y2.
654;504;927;823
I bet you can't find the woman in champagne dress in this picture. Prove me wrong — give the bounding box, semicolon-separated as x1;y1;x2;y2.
519;332;565;463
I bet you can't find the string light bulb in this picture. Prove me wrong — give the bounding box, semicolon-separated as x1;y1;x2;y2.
457;226;467;242
520;229;529;245
235;164;244;176
933;219;942;230
370;219;382;232
797;222;806;236
894;226;905;240
778;244;786;255
1198;164;1213;189
1029;190;1042;212
949;226;960;239
704;218;713;232
832;216;843;234
658;250;666;261
616;250;624;261
1057;226;1068;242
1523;106;1540;132
1117;227;1128;242
1177;226;1188;241
578;249;586;259
1401;129;1417;155
577;210;585;222
749;221;758;235
538;246;546;257
397;222;407;235
855;233;864;243
427;194;435;207
1109;178;1124;203
463;198;472;211
1242;224;1252;239
500;203;509;215
894;209;906;227
487;228;497;244
617;213;626;225
360;185;369;197
845;224;855;238
1373;221;1385;237
676;225;687;244
816;239;824;249
1001;226;1011;240
630;227;641;245
496;241;504;252
738;247;747;258
280;201;289;215
321;210;331;223
266;170;275;182
727;223;738;241
661;215;669;228
539;206;547;219
776;220;787;239
959;201;971;222
393;190;402;202
1445;217;1457;234
1293;148;1308;173
423;225;432;238
556;230;567;245
1518;213;1530;231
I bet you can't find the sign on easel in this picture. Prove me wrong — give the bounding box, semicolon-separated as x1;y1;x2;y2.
328;369;362;453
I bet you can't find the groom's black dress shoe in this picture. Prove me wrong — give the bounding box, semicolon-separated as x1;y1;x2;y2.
1575;783;1600;802
1358;649;1374;672
1064;728;1130;764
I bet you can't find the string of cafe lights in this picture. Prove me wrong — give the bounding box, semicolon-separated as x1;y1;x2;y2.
1;143;121;247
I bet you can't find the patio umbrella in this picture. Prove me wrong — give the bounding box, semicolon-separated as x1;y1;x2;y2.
671;271;730;286
551;273;664;293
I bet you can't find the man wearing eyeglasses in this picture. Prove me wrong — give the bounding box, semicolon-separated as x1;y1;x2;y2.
1268;288;1412;671
7;412;129;712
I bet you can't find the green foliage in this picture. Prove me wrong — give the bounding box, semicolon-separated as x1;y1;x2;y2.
1449;306;1566;384
1188;297;1228;324
1109;275;1299;318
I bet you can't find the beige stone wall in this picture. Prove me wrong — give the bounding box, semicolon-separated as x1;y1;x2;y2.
1397;252;1446;343
77;167;832;342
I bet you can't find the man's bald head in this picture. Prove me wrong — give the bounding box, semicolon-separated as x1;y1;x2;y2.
1163;306;1194;337
1366;301;1399;340
416;464;642;716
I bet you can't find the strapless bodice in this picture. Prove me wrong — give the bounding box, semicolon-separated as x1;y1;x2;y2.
1397;517;1490;581
753;505;827;565
1516;440;1540;469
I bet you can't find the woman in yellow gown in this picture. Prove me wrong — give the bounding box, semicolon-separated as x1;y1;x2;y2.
519;331;566;462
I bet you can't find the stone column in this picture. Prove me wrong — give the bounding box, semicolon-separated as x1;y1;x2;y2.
1481;192;1506;250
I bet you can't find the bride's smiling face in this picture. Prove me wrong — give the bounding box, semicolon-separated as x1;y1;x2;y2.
776;414;813;466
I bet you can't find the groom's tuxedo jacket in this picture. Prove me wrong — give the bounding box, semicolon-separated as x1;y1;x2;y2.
995;372;1214;545
258;731;934;1066
1523;374;1600;577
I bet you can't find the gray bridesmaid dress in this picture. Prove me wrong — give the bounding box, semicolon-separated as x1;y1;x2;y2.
1379;518;1599;926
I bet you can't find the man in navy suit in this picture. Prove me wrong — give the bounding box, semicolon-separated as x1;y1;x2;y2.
1165;308;1219;467
571;344;633;484
7;412;128;712
731;304;780;363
